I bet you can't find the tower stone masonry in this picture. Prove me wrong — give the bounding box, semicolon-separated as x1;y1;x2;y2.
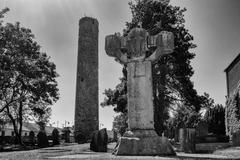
74;17;99;143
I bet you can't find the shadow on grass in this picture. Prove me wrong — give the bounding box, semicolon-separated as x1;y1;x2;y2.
195;150;214;154
0;145;38;152
38;149;72;154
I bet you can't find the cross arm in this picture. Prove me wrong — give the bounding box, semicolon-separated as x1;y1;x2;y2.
105;34;128;64
146;31;174;62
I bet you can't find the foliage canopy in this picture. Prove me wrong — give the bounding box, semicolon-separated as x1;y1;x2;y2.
0;8;59;144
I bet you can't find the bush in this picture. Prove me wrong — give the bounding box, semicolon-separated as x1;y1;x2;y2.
52;128;60;145
29;131;35;146
112;113;128;136
37;131;49;148
62;127;71;143
75;132;86;144
172;104;201;129
204;104;225;135
196;134;229;143
0;136;14;144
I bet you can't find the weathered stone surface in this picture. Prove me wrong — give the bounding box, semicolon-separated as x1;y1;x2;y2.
179;128;196;153
127;61;154;130
232;130;240;146
114;130;175;156
90;128;108;152
75;17;99;143
225;54;240;96
105;27;175;156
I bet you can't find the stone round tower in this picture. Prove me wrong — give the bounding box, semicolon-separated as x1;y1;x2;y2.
74;17;99;143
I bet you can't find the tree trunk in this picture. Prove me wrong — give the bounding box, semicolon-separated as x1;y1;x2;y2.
18;101;23;145
6;104;23;145
153;64;167;135
7;110;18;144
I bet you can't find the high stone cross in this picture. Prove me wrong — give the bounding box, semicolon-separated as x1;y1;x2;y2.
105;27;176;156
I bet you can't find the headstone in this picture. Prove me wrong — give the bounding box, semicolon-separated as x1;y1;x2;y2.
105;26;175;155
74;17;99;143
179;128;196;153
90;128;108;152
232;130;240;146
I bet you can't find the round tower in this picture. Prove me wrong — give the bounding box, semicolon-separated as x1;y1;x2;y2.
74;17;99;143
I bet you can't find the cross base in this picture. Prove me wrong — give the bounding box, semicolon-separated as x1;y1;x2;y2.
113;130;176;156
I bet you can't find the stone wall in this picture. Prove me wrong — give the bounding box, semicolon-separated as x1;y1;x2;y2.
74;17;99;143
226;55;240;96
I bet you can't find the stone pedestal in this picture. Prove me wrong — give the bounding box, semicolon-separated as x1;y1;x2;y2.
114;130;175;156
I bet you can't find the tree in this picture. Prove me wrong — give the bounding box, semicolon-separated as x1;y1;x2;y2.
171;103;202;129
37;131;49;148
102;0;207;135
29;131;35;146
200;92;215;109
204;104;225;135
112;113;128;136
29;101;52;131
169;92;215;134
0;9;59;145
52;128;60;145
101;67;127;113
0;8;9;19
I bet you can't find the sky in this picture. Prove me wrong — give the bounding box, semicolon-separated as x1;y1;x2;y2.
1;0;240;129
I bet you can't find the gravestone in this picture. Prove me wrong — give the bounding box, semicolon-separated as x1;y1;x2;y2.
105;26;175;155
232;130;240;146
90;128;108;152
179;128;196;153
74;17;99;143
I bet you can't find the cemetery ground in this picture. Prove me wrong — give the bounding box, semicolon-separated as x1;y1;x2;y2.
1;142;240;159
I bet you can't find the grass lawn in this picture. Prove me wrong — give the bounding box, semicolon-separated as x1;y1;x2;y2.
213;146;240;158
0;143;92;160
1;142;240;160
